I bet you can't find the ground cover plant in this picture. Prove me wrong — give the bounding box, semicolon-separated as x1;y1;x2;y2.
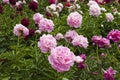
0;0;120;80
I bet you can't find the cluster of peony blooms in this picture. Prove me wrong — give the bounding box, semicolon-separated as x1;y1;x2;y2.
92;29;120;48
46;3;64;17
64;30;89;48
92;36;110;48
87;0;114;22
33;13;54;32
37;33;87;72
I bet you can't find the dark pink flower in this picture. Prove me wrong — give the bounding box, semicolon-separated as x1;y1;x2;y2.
24;28;35;40
21;18;30;27
79;54;87;60
107;29;120;43
49;0;57;4
29;1;38;11
64;2;71;7
78;63;86;69
92;36;110;48
103;67;116;80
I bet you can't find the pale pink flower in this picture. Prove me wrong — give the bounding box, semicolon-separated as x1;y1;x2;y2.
13;24;29;36
33;13;44;24
15;1;23;7
48;46;75;72
67;11;82;28
55;33;64;40
106;13;114;22
64;30;78;42
38;34;57;53
89;4;101;17
74;56;84;63
72;35;89;49
38;18;54;32
3;0;9;4
56;3;63;12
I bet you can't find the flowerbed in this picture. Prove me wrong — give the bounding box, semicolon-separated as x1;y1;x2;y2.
0;0;120;80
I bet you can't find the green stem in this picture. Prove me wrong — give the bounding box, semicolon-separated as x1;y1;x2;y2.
16;36;20;53
35;35;38;68
96;45;100;64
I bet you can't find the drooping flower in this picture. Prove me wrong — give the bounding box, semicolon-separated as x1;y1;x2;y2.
38;18;54;32
92;36;110;48
48;46;75;72
72;35;89;49
38;34;57;53
106;13;114;22
21;18;30;27
55;33;64;40
103;67;116;80
33;13;44;24
64;30;78;42
67;11;82;28
29;1;38;11
13;24;29;36
107;29;120;43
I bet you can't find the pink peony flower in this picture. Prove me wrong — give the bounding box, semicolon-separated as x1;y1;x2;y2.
107;29;120;43
49;0;58;4
102;67;116;80
89;4;101;17
55;33;64;40
38;18;54;32
92;36;110;48
38;34;57;53
3;0;9;4
72;35;89;49
106;13;114;22
64;30;78;42
48;46;75;72
13;24;29;36
33;13;44;24
67;11;82;28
